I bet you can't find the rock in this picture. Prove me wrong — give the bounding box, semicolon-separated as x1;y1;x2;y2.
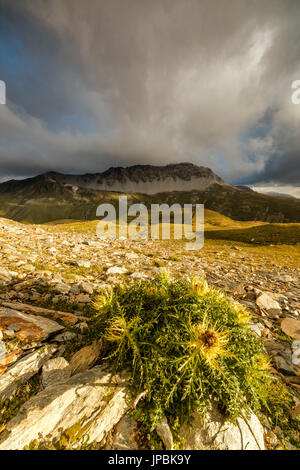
156;415;174;450
75;322;88;332
264;339;286;355
0;366;128;450
0;345;57;400
53;283;71;295
284;375;300;385
70;283;81;295
292;340;300;350
79;282;94;294
23;264;35;271
77;260;91;268
248;323;262;336
180;405;265;450
292;348;300;367
3;329;15;338
0;268;12;283
52;331;77;342
109;416;139;450
106;266;127;275
0;301;78;325
125;252;139;260
281;317;300;340
74;294;90;304
0;348;22;376
130;272;148;279
273;354;299;375
256;293;282;318
0;308;64;343
69;341;102;375
42;357;71;388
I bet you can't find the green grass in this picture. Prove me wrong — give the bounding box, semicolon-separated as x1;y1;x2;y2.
206;223;300;245
41;209;300;246
91;274;295;438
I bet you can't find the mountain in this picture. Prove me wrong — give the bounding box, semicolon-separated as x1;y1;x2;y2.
42;163;227;194
0;163;300;224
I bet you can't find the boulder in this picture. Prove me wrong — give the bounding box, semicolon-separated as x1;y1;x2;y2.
0;345;57;400
42;357;71;388
108;415;139;450
69;341;102;375
256;293;281;318
179;405;265;450
79;282;94;294
156;415;174;450
0;307;64;343
53;283;71;295
0;366;129;450
281;317;300;340
0;301;78;325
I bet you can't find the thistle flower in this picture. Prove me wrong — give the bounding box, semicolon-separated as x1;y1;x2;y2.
92;291;113;315
104;316;140;342
189;319;232;366
105;316;127;342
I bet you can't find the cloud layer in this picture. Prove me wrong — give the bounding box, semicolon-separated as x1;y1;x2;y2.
0;0;299;189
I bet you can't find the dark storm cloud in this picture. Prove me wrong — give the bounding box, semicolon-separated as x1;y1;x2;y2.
0;0;299;188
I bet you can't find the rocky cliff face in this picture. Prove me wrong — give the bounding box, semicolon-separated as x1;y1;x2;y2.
50;163;228;194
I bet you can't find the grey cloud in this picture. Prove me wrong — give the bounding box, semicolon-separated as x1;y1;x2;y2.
0;0;299;185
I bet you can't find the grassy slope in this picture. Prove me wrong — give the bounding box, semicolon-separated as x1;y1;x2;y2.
0;176;300;224
42;209;300;246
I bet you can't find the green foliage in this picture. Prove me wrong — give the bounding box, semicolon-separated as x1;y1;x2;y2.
92;274;291;429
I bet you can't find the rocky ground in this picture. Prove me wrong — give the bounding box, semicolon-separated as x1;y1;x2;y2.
0;217;299;450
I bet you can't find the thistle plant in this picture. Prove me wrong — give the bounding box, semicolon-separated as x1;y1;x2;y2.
92;274;292;429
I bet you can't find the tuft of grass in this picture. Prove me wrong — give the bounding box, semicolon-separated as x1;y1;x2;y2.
92;274;293;432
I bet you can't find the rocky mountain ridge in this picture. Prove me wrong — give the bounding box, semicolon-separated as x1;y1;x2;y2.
2;163;227;195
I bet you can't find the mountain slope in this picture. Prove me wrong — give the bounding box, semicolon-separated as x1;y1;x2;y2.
0;164;300;224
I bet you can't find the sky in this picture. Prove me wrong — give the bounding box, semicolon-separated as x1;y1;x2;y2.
0;0;300;196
